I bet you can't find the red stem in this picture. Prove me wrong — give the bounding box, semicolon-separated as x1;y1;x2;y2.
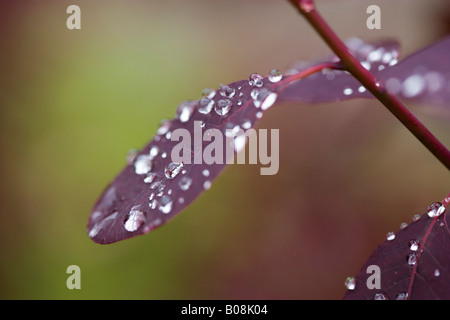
288;0;450;170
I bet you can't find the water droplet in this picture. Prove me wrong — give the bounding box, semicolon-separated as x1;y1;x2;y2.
144;172;157;184
253;88;278;110
161;152;167;159
124;208;146;232
386;232;395;241
427;202;445;218
202;169;210;177
177;101;196;123
149;146;159;158
248;73;264;87
400;222;408;230
434;269;440;277
256;111;263;119
178;176;192;191
344;277;356;290
149;198;158;210
368;48;383;62
158;195;173;214
409;240;420;251
402;74;425;98
219;85;236;98
412;214;420;222
215;99;232;116
268;69;283;83
358;86;367;93
157;119;171;135
203;180;211;190
165;162;184;179
198;97;215;114
407;252;417;266
242;120;251;130
388;58;398;66
343;87;353;96
202;88;216;99
89;211;118;238
395;292;408;300
150;180;164;191
250;89;259;100
179;197;185;204
373;292;389;300
134;155;153;175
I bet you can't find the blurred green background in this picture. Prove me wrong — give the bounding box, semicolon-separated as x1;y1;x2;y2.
0;0;449;299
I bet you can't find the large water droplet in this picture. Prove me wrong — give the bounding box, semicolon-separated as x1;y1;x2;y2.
268;69;283;83
198;97;215;114
427;202;445;218
215;99;232;116
344;277;356;290
134;155;153;175
124;207;146;232
178;176;193;191
253;88;278;110
158;195;173;214
248;73;264;87
219;85;236;98
409;240;420;251
165;162;184;179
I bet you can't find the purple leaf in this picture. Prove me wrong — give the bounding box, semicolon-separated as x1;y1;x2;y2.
277;38;400;103
278;36;450;107
87;75;280;244
343;193;450;300
380;36;450;107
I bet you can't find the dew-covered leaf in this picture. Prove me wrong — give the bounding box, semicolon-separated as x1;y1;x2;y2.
343;193;450;300
87;75;281;244
278;36;450;108
380;36;450;107
277;38;400;103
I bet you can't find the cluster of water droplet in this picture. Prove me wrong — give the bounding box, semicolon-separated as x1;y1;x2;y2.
345;200;448;299
120;70;285;235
